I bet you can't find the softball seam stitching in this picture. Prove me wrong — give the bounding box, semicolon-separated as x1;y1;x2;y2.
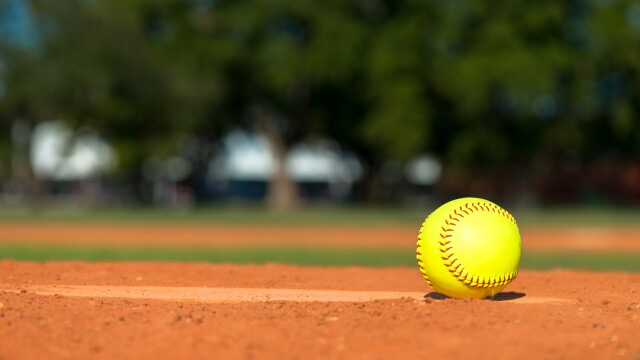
416;223;432;286
416;201;519;290
440;201;518;288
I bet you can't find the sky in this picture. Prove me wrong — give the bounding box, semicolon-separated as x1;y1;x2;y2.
0;0;36;47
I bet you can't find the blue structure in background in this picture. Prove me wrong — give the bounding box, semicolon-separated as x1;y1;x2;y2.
0;0;37;48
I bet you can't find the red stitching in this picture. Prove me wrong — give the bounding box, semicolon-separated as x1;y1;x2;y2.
437;201;518;288
417;200;518;290
416;231;432;285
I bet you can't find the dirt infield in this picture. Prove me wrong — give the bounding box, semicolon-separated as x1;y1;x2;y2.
1;223;640;252
1;261;639;359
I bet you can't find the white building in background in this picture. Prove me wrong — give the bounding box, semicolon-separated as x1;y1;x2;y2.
405;154;442;186
30;121;117;181
208;130;364;199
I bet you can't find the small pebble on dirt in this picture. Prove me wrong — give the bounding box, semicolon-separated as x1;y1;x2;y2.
601;300;611;306
0;302;4;309
588;341;597;349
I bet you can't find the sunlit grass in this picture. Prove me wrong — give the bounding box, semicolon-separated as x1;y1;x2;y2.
1;245;639;272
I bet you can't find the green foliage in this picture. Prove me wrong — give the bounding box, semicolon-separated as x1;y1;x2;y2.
363;78;430;160
1;0;640;177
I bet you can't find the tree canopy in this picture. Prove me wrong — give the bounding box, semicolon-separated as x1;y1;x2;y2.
1;0;640;203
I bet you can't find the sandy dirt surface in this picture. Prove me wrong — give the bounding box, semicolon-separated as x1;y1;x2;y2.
1;261;639;359
0;223;639;252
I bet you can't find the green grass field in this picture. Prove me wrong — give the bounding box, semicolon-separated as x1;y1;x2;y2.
1;245;639;272
1;205;639;271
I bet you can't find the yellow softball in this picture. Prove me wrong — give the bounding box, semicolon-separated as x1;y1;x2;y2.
416;197;521;299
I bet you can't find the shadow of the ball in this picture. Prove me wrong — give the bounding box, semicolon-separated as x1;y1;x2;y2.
424;291;526;301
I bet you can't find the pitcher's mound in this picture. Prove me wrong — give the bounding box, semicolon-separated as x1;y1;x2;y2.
1;261;638;360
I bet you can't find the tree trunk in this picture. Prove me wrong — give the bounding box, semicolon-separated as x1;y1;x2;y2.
253;109;299;211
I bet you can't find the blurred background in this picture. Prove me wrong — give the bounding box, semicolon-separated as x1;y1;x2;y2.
0;0;639;270
0;0;639;211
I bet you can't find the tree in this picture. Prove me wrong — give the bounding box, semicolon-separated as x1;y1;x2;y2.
1;0;223;202
181;0;370;208
3;0;640;206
